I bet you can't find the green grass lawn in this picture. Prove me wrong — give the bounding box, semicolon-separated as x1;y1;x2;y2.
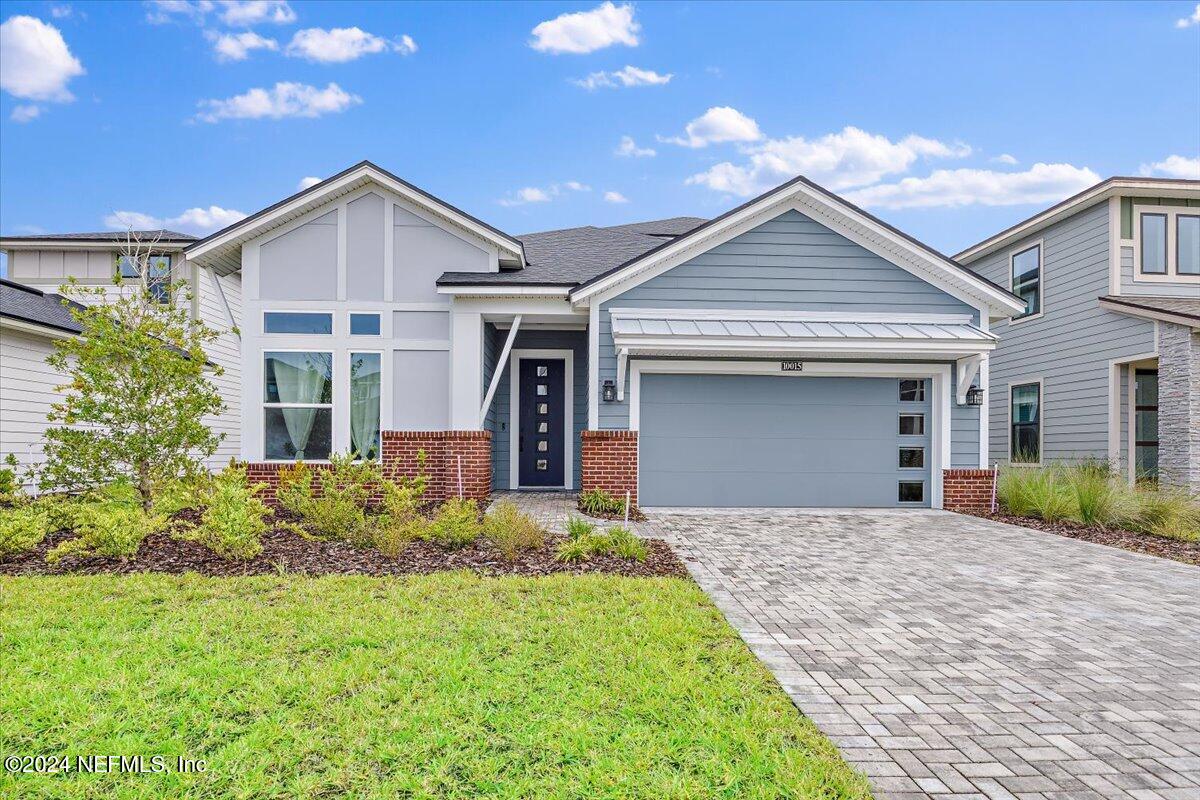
0;573;870;799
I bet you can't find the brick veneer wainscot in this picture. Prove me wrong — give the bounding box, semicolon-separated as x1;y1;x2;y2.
580;430;638;506
942;468;996;513
245;430;492;504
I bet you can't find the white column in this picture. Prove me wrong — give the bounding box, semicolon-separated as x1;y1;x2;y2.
449;309;484;429
978;353;990;469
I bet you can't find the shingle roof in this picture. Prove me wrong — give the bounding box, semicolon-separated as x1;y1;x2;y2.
0;279;84;334
1099;295;1200;322
0;230;197;243
437;217;707;286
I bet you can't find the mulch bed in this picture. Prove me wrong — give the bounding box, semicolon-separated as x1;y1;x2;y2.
577;502;647;523
964;510;1200;566
0;512;688;579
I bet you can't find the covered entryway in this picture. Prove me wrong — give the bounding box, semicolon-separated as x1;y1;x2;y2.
638;373;932;507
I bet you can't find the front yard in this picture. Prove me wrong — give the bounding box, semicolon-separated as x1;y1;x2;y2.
0;572;871;799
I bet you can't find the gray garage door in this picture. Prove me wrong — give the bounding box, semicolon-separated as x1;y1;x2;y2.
639;373;931;507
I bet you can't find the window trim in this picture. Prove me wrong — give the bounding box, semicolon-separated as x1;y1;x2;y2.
1007;378;1044;467
898;412;926;437
262;349;335;463
262;309;335;336
347;349;384;462
1132;205;1200;284
349;312;382;337
1008;240;1044;324
1132;367;1159;484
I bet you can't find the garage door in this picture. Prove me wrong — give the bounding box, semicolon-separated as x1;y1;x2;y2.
639;373;931;507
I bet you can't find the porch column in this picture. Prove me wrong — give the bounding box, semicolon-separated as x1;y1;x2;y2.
449;310;484;429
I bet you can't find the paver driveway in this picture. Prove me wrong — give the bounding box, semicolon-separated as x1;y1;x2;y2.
644;509;1200;799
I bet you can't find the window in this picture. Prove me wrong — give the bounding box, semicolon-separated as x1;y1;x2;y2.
899;447;924;469
899;413;925;436
349;352;381;461
898;481;924;503
350;313;381;336
1010;243;1041;319
118;254;171;303
1140;213;1167;274
1134;369;1158;483
1178;215;1200;275
899;379;925;402
263;351;333;461
264;312;332;335
1010;382;1041;464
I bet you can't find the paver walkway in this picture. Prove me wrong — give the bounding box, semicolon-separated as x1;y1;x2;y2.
642;508;1200;799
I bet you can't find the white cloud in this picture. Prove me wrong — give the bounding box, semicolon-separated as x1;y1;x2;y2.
573;65;672;90
10;104;41;122
498;181;590;207
297;176;322;190
1176;3;1200;28
50;5;76;19
285;26;416;63
615;135;655;158
145;1;214;25
0;15;85;102
104;205;247;234
659;106;762;148
1139;154;1200;179
843;163;1101;210
530;1;639;54
195;81;361;122
207;30;277;62
217;1;294;26
603;190;629;204
686;126;972;196
992;153;1018;165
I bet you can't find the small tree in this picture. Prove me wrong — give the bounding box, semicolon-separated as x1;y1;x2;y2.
40;232;226;510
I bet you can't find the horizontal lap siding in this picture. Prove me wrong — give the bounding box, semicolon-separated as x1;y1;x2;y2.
968;202;1155;466
197;268;243;470
0;329;67;485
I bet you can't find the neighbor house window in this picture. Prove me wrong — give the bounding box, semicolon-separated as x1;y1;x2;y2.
263;312;333;335
263;351;333;461
1135;208;1200;279
118;254;171;303
1134;369;1158;482
1178;215;1200;275
1010;243;1041;319
349;352;382;460
899;379;925;402
350;313;381;336
1010;382;1041;464
1140;213;1168;274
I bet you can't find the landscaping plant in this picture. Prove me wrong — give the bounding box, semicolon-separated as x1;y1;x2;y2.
0;504;50;557
565;514;596;540
0;454;22;506
483;500;546;560
39;236;226;511
557;524;649;563
46;502;163;563
179;466;269;560
426;498;481;549
275;454;378;542
578;488;624;517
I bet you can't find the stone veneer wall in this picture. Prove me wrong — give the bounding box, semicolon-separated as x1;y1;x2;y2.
1157;322;1200;492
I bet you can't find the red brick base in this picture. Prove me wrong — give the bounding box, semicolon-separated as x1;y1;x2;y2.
580;430;638;506
245;430;491;505
942;468;996;513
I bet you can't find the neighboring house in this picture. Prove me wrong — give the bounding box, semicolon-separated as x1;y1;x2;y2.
956;177;1200;492
1;161;1025;508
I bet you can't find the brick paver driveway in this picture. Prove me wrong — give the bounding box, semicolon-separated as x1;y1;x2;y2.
645;509;1200;799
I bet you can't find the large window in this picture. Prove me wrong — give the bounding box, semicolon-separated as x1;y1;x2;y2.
118;254;171;303
1010;243;1041;320
1140;213;1168;274
264;312;333;335
349;352;382;460
1178;214;1200;275
263;352;333;461
1134;369;1158;483
1136;208;1200;279
1010;382;1041;464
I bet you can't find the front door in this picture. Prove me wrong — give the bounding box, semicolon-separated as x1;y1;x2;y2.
518;359;566;487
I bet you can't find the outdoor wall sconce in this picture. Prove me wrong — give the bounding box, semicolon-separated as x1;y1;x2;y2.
966;387;985;406
602;379;616;402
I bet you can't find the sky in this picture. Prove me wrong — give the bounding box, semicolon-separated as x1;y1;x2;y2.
1;0;1198;277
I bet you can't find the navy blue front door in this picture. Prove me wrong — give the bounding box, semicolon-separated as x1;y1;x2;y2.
518;359;565;487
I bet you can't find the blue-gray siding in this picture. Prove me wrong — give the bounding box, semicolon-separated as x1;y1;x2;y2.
596;209;979;461
968;201;1157;465
1119;245;1200;298
639;374;931;507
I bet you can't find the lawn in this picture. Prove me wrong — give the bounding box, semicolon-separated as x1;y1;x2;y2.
0;573;870;799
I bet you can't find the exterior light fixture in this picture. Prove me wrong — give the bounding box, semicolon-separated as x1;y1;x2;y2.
966;387;985;406
602;379;616;402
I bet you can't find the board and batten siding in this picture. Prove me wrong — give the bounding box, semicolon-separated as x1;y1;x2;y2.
967;201;1156;465
595;209;981;463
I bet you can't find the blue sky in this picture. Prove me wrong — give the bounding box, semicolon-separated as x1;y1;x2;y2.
1;0;1198;274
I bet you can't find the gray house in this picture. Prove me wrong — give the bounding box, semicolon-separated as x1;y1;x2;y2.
956;177;1199;491
2;161;1026;508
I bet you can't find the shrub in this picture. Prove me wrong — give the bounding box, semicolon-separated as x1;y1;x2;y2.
565;515;596;540
277;454;380;542
180;467;269;560
556;525;649;563
47;503;162;563
426;499;481;549
0;504;50;557
556;536;590;563
1067;465;1119;526
1128;490;1200;542
997;466;1072;522
484;501;546;560
275;462;315;517
373;516;429;558
0;454;22;506
152;475;211;517
608;526;649;562
579;489;624;517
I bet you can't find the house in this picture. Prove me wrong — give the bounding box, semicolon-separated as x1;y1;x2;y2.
956;178;1200;493
1;161;1026;508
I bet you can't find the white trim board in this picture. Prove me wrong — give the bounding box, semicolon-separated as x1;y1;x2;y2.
508;348;575;490
627;359;952;509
